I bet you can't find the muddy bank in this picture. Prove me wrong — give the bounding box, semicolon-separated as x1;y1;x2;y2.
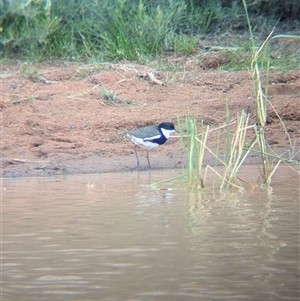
1;62;299;177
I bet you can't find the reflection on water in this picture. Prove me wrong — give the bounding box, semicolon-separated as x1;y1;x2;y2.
2;167;300;301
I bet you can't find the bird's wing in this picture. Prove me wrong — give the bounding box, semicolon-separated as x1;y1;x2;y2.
128;126;160;139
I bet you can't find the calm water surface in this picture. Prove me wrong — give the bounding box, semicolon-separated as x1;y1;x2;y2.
2;167;299;301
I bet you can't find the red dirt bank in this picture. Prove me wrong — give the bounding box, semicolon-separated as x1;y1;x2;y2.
1;61;299;177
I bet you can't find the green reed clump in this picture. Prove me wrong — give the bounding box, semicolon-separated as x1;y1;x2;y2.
177;116;209;189
178;111;256;191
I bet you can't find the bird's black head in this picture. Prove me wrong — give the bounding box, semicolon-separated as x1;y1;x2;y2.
158;122;176;131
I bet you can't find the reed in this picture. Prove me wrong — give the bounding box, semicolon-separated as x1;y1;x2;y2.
220;111;256;190
242;0;269;184
242;0;300;185
177;116;208;189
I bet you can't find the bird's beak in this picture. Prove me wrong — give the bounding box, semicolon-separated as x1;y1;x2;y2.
175;128;180;133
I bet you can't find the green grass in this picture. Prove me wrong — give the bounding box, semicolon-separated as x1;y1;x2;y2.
1;0;207;60
220;38;300;71
1;0;299;70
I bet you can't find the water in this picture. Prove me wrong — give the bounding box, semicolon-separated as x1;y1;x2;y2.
2;167;299;301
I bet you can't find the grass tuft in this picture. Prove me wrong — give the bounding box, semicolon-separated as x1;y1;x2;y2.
101;85;131;106
1;0;299;67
